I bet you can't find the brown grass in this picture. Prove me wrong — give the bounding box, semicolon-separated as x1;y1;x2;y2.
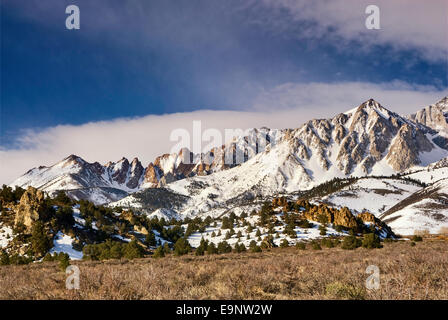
1;241;448;300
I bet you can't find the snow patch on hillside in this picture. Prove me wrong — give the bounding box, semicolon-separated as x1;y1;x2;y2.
49;232;83;260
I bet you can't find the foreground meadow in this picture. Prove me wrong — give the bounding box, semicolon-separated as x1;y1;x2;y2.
0;240;447;300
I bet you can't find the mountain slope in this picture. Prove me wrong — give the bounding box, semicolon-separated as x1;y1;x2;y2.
409;96;448;135
378;178;448;235
11;98;448;224
10;155;144;204
109;98;448;234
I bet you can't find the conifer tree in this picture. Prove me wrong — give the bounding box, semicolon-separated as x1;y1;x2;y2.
31;221;51;258
153;245;165;258
174;238;191;256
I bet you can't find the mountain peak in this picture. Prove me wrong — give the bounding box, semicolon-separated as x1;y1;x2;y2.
61;154;86;166
358;98;384;110
435;96;448;108
64;154;83;161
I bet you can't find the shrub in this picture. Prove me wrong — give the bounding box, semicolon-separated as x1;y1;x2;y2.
251;245;262;253
145;232;157;247
123;240;145;259
410;241;416;247
221;217;233;229
195;238;208;256
295;242;306;250
174;238;191;256
58;253;70;271
341;235;362;250
163;242;171;254
0;250;10;265
249;240;261;252
311;241;322;250
321;238;334;248
319;225;327;236
317;214;328;224
412;235;423;242
153;246;165;258
206;242;218;255
280;239;289;248
217;241;232;254
297;220;312;228
362;233;382;249
284;223;297;238
233;243;246;253
325;281;366;300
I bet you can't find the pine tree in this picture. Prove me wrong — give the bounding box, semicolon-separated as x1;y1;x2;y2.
217;241;232;254
145;232;157;247
207;242;218;255
280;239;289;248
295;242;306;250
31;221;51;258
0;250;9;265
163;242;171;254
123;240;145;259
58;253;70;271
174;238;191;256
319;225;327;236
362;233;382;249
153;245;165;258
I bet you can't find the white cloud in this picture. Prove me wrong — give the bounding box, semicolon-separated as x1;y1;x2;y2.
1;81;446;185
253;0;448;61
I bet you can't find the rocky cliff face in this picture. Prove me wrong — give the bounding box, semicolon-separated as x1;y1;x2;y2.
409;97;448;133
283;99;444;179
14;187;45;233
141;128;278;187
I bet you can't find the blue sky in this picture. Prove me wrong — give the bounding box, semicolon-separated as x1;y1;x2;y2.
0;0;447;183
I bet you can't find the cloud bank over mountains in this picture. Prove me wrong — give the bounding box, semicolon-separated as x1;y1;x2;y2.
1;81;446;184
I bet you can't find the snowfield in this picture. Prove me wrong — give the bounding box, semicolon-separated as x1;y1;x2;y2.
0;225;13;249
319;178;422;216
49;232;83;260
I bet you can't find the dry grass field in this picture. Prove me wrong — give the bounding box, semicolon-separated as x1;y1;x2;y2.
1;240;447;300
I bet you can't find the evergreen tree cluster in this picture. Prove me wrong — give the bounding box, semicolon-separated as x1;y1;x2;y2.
82;239;145;260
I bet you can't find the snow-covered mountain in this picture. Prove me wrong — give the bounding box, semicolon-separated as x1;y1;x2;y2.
10;155;145;204
409;96;448;135
108;98;448;235
10;97;448;234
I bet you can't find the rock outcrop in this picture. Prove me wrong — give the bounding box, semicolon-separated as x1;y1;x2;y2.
14;186;46;233
409;96;448;132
